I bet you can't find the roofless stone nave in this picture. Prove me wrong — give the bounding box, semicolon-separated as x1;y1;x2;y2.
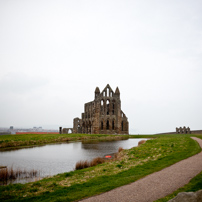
73;84;129;134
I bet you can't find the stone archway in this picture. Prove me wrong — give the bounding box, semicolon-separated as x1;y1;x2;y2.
62;128;73;134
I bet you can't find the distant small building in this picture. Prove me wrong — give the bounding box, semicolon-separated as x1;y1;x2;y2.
9;126;15;134
73;84;129;134
38;127;43;132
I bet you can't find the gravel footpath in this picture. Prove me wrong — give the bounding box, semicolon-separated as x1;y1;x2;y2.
80;137;202;202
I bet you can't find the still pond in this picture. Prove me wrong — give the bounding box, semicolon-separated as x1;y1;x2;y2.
0;138;146;183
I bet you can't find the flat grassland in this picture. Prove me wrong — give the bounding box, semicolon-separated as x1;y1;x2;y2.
0;133;129;150
0;133;202;202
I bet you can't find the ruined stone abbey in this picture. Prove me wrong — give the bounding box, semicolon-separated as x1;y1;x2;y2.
73;84;129;134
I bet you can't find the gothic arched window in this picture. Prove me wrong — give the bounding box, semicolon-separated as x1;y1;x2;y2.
106;100;110;115
106;120;109;130
112;120;115;130
101;121;103;130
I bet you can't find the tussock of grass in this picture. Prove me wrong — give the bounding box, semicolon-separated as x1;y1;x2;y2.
138;140;146;146
75;157;106;170
118;147;124;152
90;157;106;167
75;160;91;170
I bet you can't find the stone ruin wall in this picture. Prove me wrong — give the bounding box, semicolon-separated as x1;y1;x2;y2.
176;126;191;134
72;84;129;135
59;127;73;134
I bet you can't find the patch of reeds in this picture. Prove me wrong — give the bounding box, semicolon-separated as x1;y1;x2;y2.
75;157;106;170
90;157;105;166
75;160;90;170
0;166;38;182
118;147;124;152
75;147;125;170
138;140;146;146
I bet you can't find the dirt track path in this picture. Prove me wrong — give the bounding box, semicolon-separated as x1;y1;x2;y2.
80;137;202;202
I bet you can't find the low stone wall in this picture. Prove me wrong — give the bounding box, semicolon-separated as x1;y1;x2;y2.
190;130;202;134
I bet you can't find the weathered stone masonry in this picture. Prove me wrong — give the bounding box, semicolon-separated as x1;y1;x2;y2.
73;84;129;134
176;126;191;134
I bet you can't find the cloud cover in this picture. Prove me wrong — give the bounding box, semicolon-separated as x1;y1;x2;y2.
0;0;202;133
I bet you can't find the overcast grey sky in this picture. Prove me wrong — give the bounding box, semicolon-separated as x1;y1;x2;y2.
0;0;202;134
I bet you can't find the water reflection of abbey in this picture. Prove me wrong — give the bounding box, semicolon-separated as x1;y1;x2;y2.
73;84;129;135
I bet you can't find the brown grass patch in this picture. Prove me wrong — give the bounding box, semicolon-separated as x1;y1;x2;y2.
75;157;106;170
138;140;146;146
90;157;106;167
75;160;90;170
75;145;128;171
118;147;124;152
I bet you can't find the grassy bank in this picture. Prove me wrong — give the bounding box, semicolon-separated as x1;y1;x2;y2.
0;133;129;150
0;134;201;202
155;134;202;202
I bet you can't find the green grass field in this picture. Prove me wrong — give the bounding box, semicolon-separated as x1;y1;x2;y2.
0;134;202;201
0;133;129;150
